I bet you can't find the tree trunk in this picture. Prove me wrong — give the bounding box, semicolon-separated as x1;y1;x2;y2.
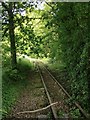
8;2;17;69
87;45;90;114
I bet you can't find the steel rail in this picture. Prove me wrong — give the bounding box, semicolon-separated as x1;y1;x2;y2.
37;65;58;119
42;63;89;119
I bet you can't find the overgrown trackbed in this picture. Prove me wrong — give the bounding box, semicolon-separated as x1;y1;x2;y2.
7;69;50;119
5;62;88;119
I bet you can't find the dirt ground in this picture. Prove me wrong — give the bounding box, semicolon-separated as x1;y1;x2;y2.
7;70;51;119
4;65;81;119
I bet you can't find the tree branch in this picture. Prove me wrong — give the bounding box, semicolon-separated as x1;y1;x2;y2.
17;102;58;114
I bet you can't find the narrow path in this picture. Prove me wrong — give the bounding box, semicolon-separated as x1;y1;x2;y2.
8;70;50;119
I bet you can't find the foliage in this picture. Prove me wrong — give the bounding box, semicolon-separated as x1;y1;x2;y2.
69;108;81;118
2;72;24;117
57;110;65;117
45;2;89;112
17;56;35;71
2;56;34;117
2;2;48;59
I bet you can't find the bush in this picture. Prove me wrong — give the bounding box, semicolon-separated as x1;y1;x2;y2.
3;68;23;82
17;57;35;72
2;67;29;117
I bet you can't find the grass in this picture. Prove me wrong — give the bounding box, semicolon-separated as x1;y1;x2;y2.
47;60;66;71
2;73;26;117
17;56;35;71
2;55;35;118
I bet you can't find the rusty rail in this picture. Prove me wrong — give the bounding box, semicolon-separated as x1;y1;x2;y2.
37;65;58;119
42;63;89;119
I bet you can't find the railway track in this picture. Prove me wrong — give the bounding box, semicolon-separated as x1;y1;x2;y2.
37;65;58;119
11;61;89;119
37;62;89;119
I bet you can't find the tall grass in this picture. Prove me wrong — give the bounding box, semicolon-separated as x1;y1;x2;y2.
2;56;35;118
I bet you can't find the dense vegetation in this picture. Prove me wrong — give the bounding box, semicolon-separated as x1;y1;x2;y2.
44;2;89;113
2;1;89;118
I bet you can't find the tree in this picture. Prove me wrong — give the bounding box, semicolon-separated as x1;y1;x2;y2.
43;2;89;112
8;2;17;69
2;2;17;69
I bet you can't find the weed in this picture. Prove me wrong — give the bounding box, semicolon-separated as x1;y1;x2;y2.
69;108;81;118
2;56;35;118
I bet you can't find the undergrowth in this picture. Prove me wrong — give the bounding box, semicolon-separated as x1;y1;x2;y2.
48;62;89;117
2;56;35;118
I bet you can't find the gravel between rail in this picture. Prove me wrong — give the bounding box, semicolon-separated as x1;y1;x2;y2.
38;63;70;118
